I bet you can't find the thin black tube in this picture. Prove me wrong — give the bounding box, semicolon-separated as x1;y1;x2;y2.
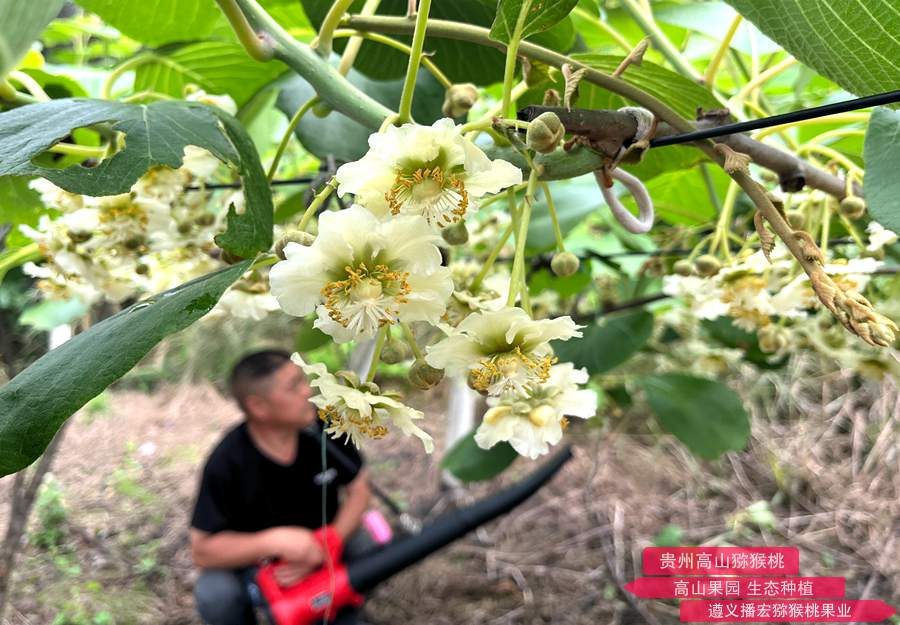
650;89;900;148
347;445;572;593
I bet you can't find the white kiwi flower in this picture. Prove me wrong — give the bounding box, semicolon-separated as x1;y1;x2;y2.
269;204;453;342
475;362;597;459
425;307;583;397
292;354;434;452
334;118;522;228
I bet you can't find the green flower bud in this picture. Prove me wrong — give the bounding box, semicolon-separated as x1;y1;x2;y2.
673;259;694;276
135;263;149;275
694;254;721;277
786;209;805;230
312;101;332;118
441;83;479;118
757;325;788;354
69;231;93;244
177;221;193;235
838;196;866;220
380;336;411;365
195;213;216;227
408;359;443;390
550;251;580;277
441;221;469;245
275;231;316;260
525;112;565;154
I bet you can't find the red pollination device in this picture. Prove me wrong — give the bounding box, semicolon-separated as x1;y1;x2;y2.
248;445;573;625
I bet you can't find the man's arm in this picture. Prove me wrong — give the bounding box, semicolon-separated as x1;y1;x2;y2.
332;468;371;539
190;527;324;570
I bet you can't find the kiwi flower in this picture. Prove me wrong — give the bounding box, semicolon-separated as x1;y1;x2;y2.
334;118;522;229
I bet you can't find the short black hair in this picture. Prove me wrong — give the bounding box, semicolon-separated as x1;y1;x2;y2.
229;350;294;416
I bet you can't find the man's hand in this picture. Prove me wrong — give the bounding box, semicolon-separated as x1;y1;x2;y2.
272;560;318;587
265;527;324;567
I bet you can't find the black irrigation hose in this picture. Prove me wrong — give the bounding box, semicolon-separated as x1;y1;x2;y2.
650;89;900;148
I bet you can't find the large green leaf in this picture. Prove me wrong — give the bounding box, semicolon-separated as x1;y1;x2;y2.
275;68;444;161
552;309;654;375
864;106;900;233
0;0;64;77
569;53;720;119
621;166;727;226
75;0;221;46
301;0;574;84
0;260;251;476
0;98;273;257
640;373;750;460
490;0;580;44
724;0;900;98
441;429;518;482
132;42;286;107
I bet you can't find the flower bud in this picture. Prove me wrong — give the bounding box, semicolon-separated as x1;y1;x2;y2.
838;196;866;220
673;259;694;276
275;230;316;260
550;251;580;277
757;325;788;354
380;336;411;364
526;111;565;154
694;254;721;277
195;213;216;227
408;359;444;390
642;256;666;277
441;83;479;118
786;209;805;229
441;221;469;245
69;231;93;244
312;101;333;118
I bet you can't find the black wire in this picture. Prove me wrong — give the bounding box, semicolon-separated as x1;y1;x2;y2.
650;89;900;148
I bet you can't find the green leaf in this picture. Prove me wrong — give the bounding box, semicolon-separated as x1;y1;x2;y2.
621;167;727;226
724;0;900;98
568;53;721;119
490;0;580;44
0;98;273;257
295;317;331;352
639;373;750;460
0;0;65;77
653;524;684;547
132;42;286;108
75;0;220;46
18;68;89;99
864;106;900;233
441;429;518;482
0;175;45;250
19;298;88;331
701;317;787;370
552;309;654;375
0;261;251;476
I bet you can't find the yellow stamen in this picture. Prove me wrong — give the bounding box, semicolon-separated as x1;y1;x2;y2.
320;262;411;328
384;166;469;225
318;404;389;439
469;347;556;394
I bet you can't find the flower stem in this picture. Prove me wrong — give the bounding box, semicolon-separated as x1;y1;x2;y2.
541;180;565;252
820;197;833;259
333;29;452;87
396;0;432;124
400;322;424;360
0;242;41;284
298;177;338;231
337;0;382;76
470;221;515;293
48;142;110;159
704;14;741;87
101;53;155;99
312;0;356;58
250;254;279;270
730;57;797;111
712;181;739;261
8;71;49;101
268;96;319;182
216;0;274;61
366;326;388;383
507;170;538;307
500;0;532;118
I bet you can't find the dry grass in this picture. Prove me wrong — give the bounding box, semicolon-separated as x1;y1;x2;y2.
1;354;898;625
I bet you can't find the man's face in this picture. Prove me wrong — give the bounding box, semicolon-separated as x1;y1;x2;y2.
253;362;317;429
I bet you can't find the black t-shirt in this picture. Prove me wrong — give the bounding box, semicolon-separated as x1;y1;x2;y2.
191;421;363;534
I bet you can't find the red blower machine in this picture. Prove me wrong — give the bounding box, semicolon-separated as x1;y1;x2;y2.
247;445;572;625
